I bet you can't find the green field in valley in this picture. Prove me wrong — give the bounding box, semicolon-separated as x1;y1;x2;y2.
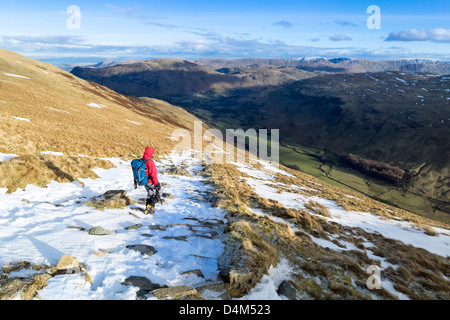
278;143;450;225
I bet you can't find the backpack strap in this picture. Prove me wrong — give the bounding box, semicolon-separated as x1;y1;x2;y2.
143;158;155;185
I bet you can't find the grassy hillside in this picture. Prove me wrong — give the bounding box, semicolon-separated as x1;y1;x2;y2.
207;153;450;300
0;49;199;192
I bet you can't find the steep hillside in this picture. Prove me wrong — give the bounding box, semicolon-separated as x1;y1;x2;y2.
0;49;198;192
70;58;450;101
71;59;232;98
160;70;449;222
251;72;449;203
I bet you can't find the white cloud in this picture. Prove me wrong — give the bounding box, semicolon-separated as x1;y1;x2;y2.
2;32;449;62
329;34;352;41
385;29;450;43
334;19;357;27
273;20;294;29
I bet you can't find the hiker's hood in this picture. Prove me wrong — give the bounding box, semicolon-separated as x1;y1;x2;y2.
143;147;155;160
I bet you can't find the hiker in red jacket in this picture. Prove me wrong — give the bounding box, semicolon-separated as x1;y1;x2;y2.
142;147;161;214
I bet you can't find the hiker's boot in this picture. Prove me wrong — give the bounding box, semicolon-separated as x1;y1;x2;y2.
145;204;155;215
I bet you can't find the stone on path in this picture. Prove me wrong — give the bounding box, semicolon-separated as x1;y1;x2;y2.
151;285;198;300
87;226;113;235
126;244;157;256
122;276;161;299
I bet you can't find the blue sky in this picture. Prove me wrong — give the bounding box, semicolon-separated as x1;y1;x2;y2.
0;0;449;62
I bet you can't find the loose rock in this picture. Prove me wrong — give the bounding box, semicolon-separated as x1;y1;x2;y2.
125;224;143;230
67;226;85;231
152;285;198;300
55;255;80;274
277;280;297;300
148;224;166;231
162;235;188;241
86;190;134;210
181;269;204;278
162;192;175;199
122;276;161;292
165;166;193;177
126;244;157;256
87;226;113;235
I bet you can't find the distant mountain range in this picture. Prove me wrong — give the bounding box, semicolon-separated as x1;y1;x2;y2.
190;57;450;75
70;57;450;100
71;58;315;98
67;57;450;75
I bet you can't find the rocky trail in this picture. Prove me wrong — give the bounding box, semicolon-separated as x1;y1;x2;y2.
0;152;230;300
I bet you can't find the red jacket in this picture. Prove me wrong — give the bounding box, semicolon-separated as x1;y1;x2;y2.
142;147;159;186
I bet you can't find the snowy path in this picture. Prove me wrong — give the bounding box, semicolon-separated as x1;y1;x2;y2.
0;152;227;299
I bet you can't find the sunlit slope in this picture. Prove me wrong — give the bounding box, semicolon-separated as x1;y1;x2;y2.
0;49;199;158
0;49;199;192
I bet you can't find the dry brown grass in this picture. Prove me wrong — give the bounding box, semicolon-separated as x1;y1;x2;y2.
209;160;370;298
84;190;135;210
204;128;449;301
327;223;450;300
305;200;331;217
0;49;200;156
0;154;115;193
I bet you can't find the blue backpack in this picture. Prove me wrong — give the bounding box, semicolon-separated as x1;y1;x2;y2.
131;159;150;186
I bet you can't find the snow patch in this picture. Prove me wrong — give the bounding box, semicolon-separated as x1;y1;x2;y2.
86;102;107;109
45;106;70;114
237;258;294;300
327;208;450;257
394;77;408;85
126;119;142;125
12;116;30;122
0;152;19;162
237;161;450;258
3;72;30;79
41;151;64;156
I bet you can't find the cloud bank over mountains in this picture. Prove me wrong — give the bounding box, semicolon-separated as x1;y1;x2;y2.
1;32;446;62
385;29;450;43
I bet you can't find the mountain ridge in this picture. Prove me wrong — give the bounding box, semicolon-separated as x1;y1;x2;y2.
66;57;450;75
